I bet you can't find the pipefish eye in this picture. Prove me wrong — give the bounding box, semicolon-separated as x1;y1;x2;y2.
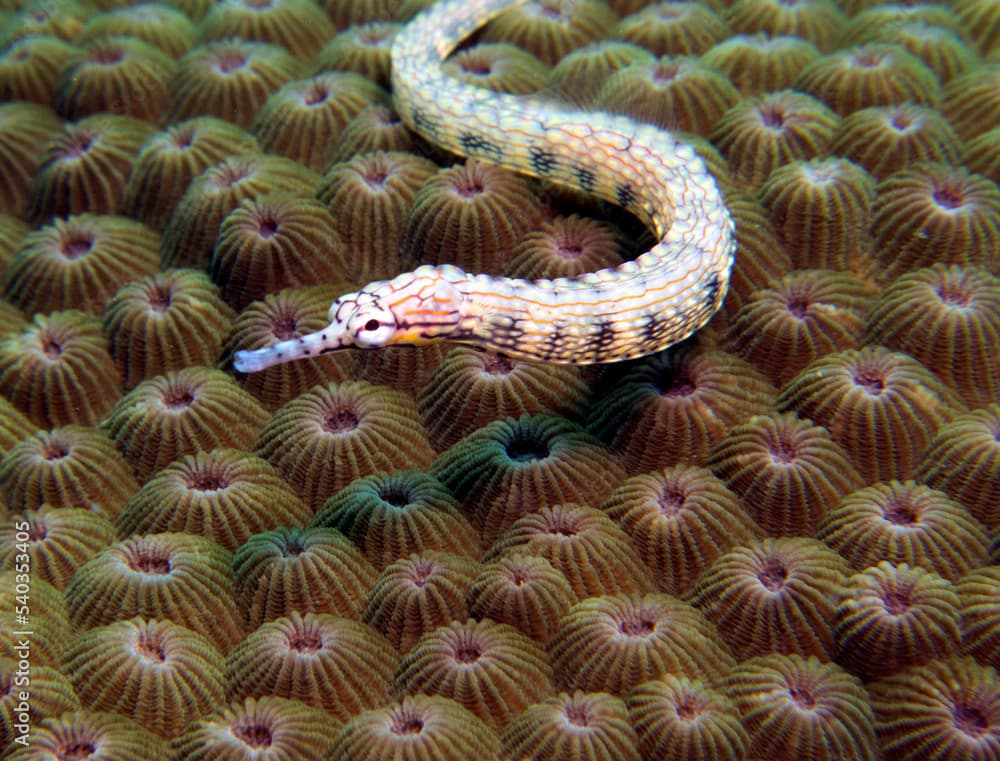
364;319;380;331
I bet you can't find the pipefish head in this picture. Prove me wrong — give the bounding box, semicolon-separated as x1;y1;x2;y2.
231;268;466;373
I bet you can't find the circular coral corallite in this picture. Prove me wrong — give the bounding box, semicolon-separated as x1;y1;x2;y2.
963;127;1000;185
868;657;1000;761
223;284;354;411
442;42;550;95
0;397;32;461
596;56;740;136
116;449;311;552
329;103;418;161
0;37;78;108
690;537;849;660
4;710;173;761
209;194;348;310
401;159;543;275
839;4;965;46
316;21;400;89
817;481;990;582
164;39;304;128
480;0;616;66
122;117;259;232
394;618;554;733
0;102;61;218
316;150;436;282
626;675;750;761
63;616;226;739
941;64;1000;142
758;157;875;271
0;0;91;43
65;532;243;654
468;554;576;645
600;464;761;597
2;214;160;316
835;561;961;680
53;36;175;122
232;526;377;630
103;268;236;390
226;611;397;721
502;691;642;761
312;470;479;569
484;503;654;599
431;413;624;546
329;693;501;761
871;163;1000;280
957;567;1000;670
0;657;79;750
77;4;196;58
724;0;845;52
616;1;728;57
549;593;735;695
161;153;318;271
250;72;387;172
829;104;962;181
861;22;976;87
701;34;820;96
417;346;588;451
587;347;777;474
102;367;268;483
706;411;864;536
507;213;624;280
197;0;335;61
725;269;876;386
710;89;839;191
793;43;940;116
0;426;138;518
361;551;478;654
172;696;335;761
777;346;965;483
320;0;404;29
722;653;878;761
29;114;153;224
0;506;116;591
549;40;653;105
915;404;1000;530
255;380;435;510
865;265;1000;409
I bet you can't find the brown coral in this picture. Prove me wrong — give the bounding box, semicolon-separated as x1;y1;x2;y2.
226;611;397;720
0;426;138;518
587;347;776;473
77;4;196;58
817;481;989;582
102;268;235;389
616;2;728;57
502;691;641;761
835;561;961;680
724;0;845;52
957;567;1000;669
777;346;964;483
102;367;268;483
690;537;849;659
361;551;478;654
701;33;820;96
4;711;173;761
394;618;553;732
549;593;735;695
442;42;550;94
316;21;399;88
116;449;311;551
0;101;61;218
255;380;434;510
312;470;479;569
706;411;864;536
723;653;878;761
3;214;160;316
65;532;243;653
197;0;335;60
0;37;78;108
63;616;226;738
0;657;79;750
480;0;616;66
232;526;377;630
431;414;624;545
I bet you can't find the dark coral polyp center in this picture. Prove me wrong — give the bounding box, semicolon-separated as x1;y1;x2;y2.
379;485;413;507
770;435;800;464
953;702;988;736
61;234;94;260
148;285;173;313
41;440;70;460
453;643;482;663
657;371;696;397
936;281;972;308
883;500;918;525
92;45;125;65
652;62;680;84
163;388;196;409
58;741;98;760
675;695;703;721
505;433;549;461
136;639;166;662
323;407;360;433
391;714;424;735
304;85;329;106
40;336;64;359
852;368;886;395
271;315;299;341
234;723;272;749
658;486;686;516
789;685;816;710
130;551;171;575
785;294;811;318
482;354;514;375
186;468;229;492
216;51;248;74
759;105;786;129
619;614;656;636
758;558;788;591
933;184;965;209
255;213;280;238
882;586;912;615
564;704;591;727
288;631;323;652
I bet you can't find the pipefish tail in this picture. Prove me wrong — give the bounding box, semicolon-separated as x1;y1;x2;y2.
231;0;735;374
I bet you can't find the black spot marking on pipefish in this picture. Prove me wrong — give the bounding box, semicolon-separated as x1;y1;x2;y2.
410;107;441;139
617;183;637;210
528;145;559;175
703;271;722;312
458;133;504;161
575;166;596;192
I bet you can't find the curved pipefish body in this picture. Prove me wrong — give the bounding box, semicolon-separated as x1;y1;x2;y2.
232;0;735;373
